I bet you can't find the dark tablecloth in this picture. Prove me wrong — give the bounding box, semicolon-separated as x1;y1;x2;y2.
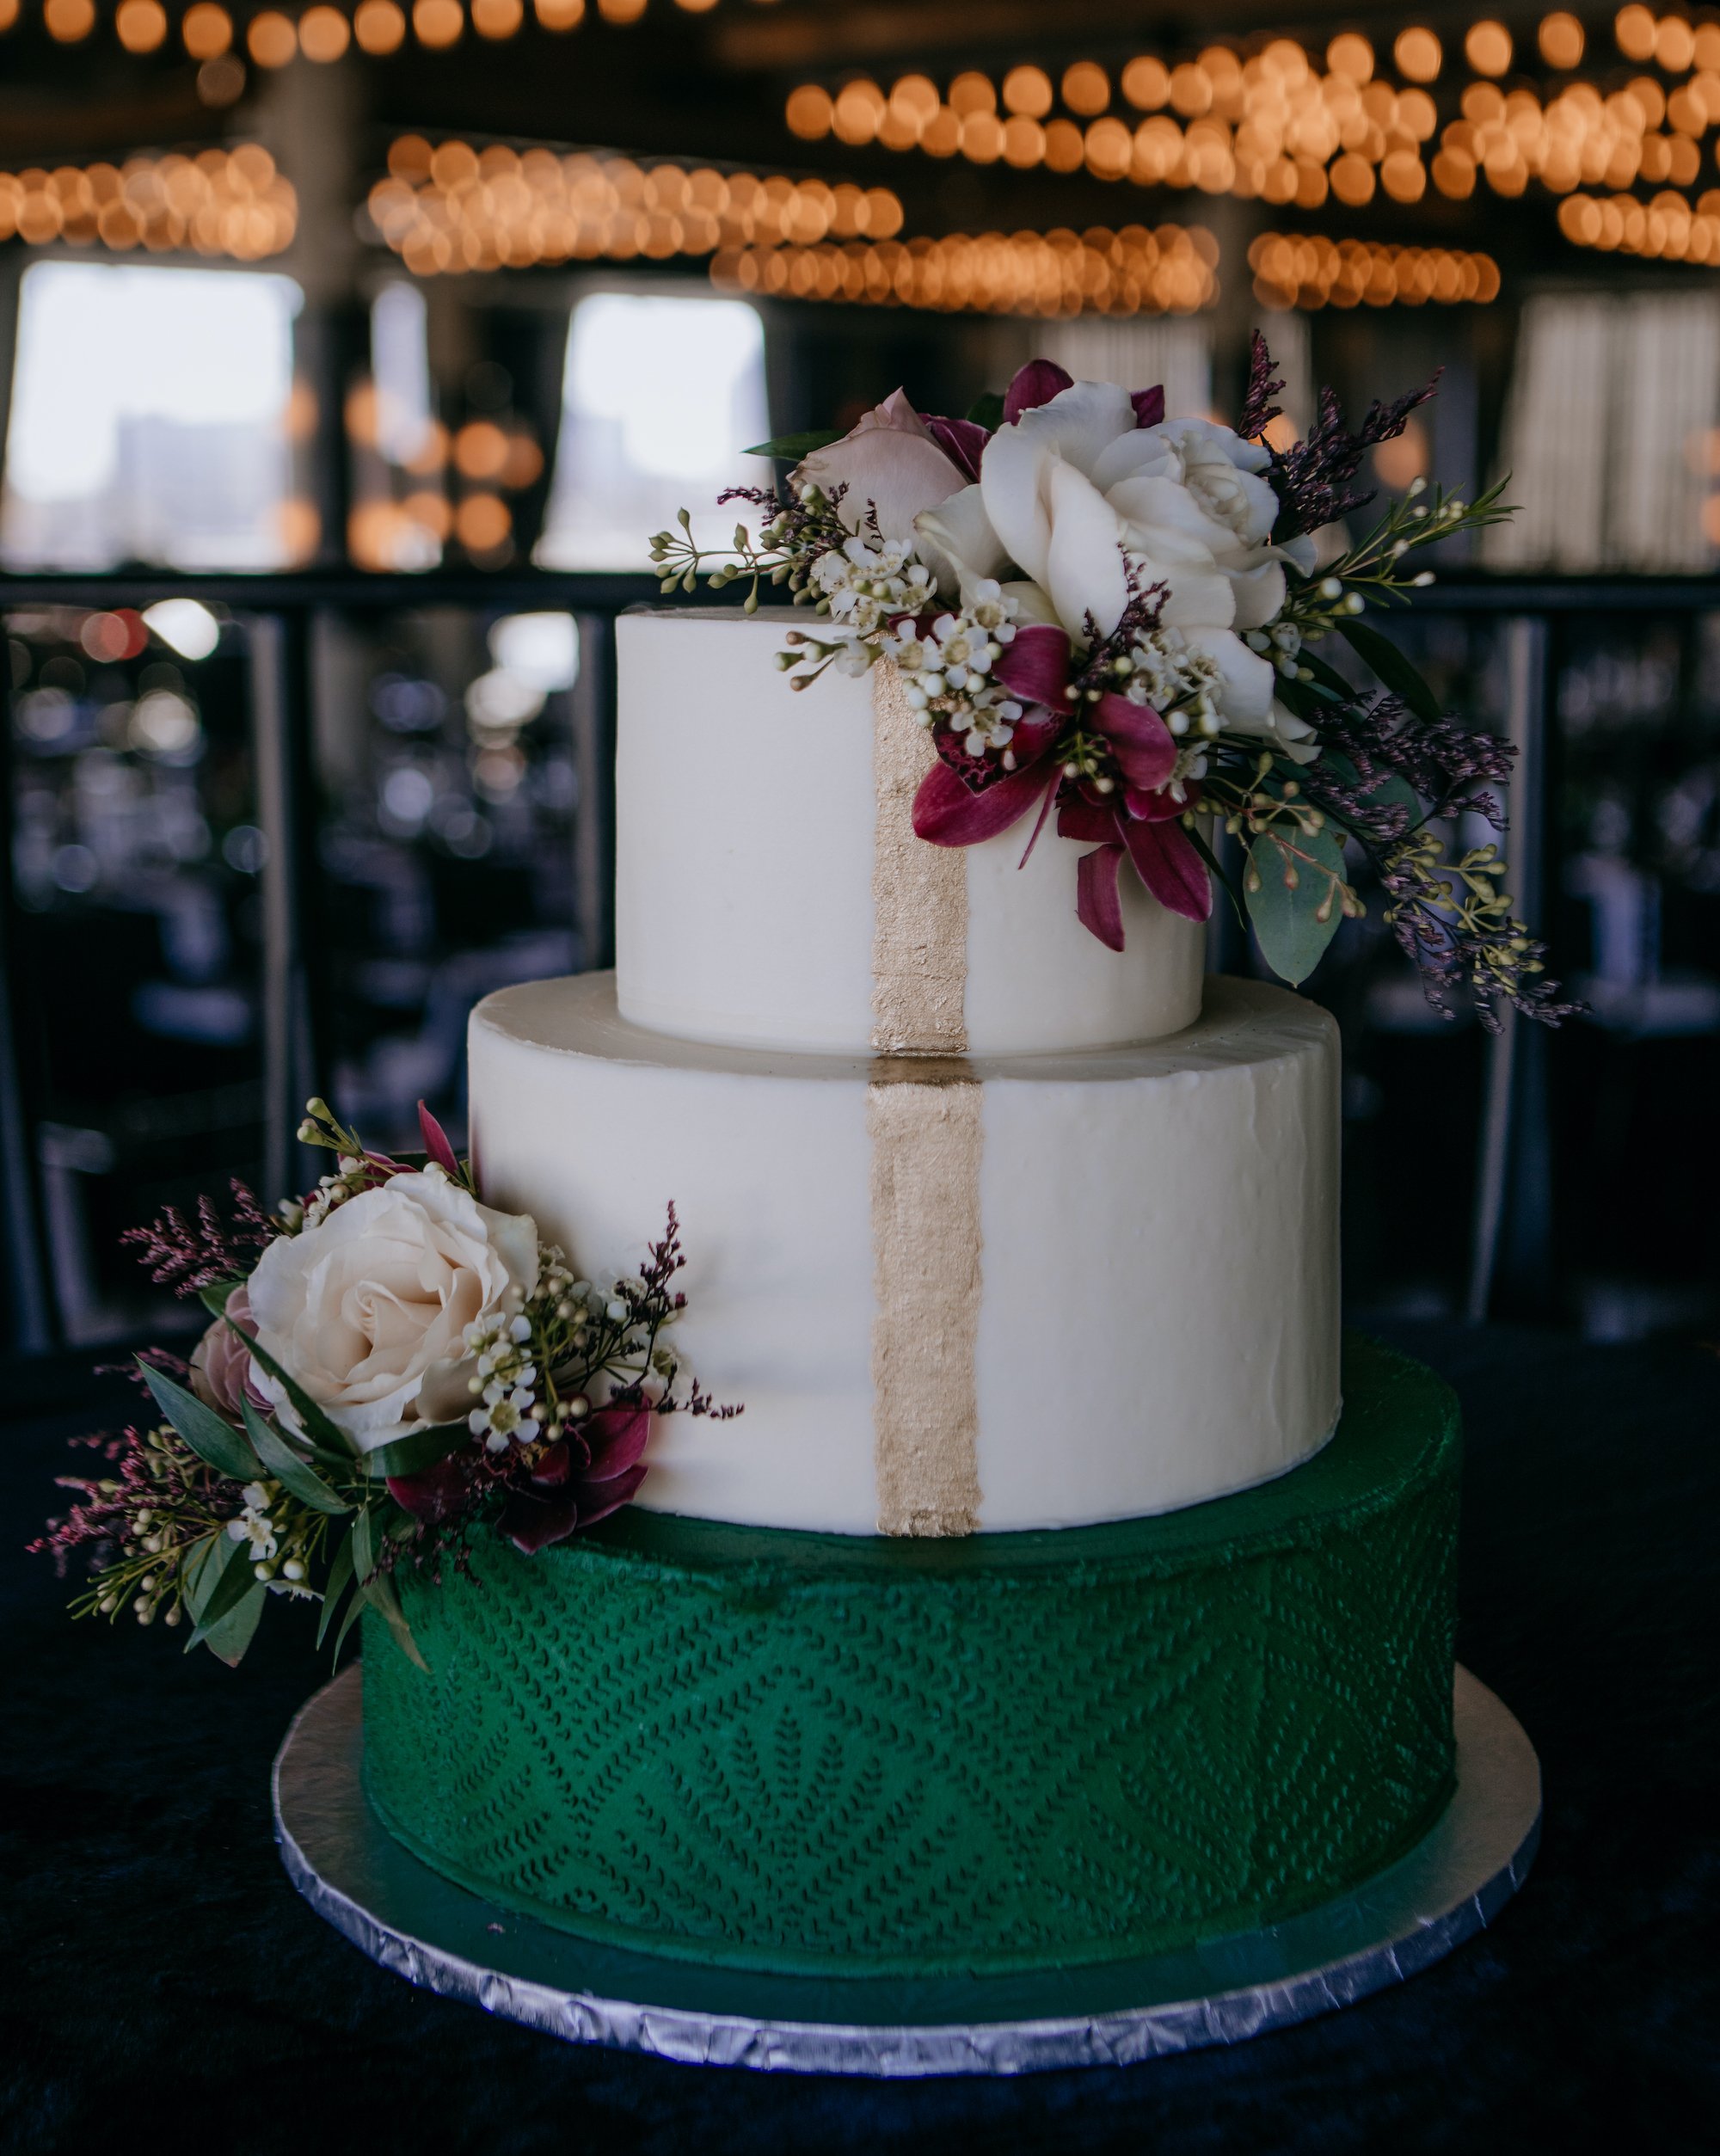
4;1322;1717;2154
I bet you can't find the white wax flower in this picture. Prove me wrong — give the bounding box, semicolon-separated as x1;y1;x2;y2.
246;1170;540;1453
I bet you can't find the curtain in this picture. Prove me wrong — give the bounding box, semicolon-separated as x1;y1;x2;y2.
1487;290;1720;571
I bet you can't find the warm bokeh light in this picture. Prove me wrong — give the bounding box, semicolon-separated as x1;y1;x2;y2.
1465;21;1514;77
1121;56;1170;111
0;148;297;260
1539;12;1585;69
949;71;995;119
372;144;906;275
116;0;168;52
453;420;510;480
471;0;522;29
1326;34;1373;84
43;0;95;40
298;3;350;58
1249;230;1501;310
534;0;585;23
1656;15;1697;71
456;494;512;552
354;0;406;49
785;85;832;140
413;0;464;46
595;0;646;20
714;222;1219;319
1559;186;1720;264
1613;6;1656;63
246;9;297;65
181;2;231;55
1394;28;1443;83
1002;65;1053;119
1062;62;1111;117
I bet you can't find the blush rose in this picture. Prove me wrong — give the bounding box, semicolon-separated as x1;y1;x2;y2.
244;1169;539;1453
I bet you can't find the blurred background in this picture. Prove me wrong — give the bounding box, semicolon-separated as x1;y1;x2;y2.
0;0;1716;1357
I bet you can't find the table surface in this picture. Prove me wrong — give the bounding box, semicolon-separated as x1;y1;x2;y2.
4;1321;1716;2155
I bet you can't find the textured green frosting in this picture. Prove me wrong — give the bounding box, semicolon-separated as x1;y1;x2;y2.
362;1336;1459;1978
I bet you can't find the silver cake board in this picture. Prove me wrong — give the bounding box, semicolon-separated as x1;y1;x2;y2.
273;1662;1540;2077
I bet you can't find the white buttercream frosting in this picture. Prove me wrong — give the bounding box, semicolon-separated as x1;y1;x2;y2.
468;974;1342;1535
614;608;1205;1057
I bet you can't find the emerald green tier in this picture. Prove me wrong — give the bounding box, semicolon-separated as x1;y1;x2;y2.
361;1336;1459;1979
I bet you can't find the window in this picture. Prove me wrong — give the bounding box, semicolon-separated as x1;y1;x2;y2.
535;291;769;570
1;261;303;572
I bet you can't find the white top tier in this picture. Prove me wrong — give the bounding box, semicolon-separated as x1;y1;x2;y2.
614;609;1206;1057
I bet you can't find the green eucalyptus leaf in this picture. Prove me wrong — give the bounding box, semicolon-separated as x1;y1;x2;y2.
1320;750;1422;826
138;1361;259;1483
1246;825;1349;986
363;1569;428;1673
331;1574;368;1663
185;1530;262;1649
200;1582;267;1668
1334;616;1443;724
240;1399;351;1515
740;428;839;459
352;1505;373;1585
226;1323;353;1460
316;1526;357;1651
965;390;1004;429
181;1532;227;1625
197;1276;249;1318
1185;822;1246;931
1299;647;1357;700
366;1422;470;1481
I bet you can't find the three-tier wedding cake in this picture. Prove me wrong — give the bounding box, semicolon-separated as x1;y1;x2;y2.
359;609;1461;1981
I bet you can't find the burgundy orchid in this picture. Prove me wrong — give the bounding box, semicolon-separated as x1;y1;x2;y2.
497;1402;653;1555
910;622;1212;949
999;358;1164;433
416;1099;462;1179
387;1449;474;1525
922;414;988;482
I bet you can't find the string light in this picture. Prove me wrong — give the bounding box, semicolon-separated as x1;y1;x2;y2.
1558;185;1720;260
370;140;905;273
181;3;231;56
712;224;1219;318
1248;231;1501;310
0;146;296;258
115;0;168;52
1539;13;1585;70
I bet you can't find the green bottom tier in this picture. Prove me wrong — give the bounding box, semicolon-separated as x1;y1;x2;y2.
362;1336;1460;1979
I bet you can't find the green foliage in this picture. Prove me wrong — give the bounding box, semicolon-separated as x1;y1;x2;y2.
316;1525;357;1652
138;1361;259;1483
965;390;1004;429
1334;615;1443;724
182;1531;264;1662
740;429;839;458
213;1304;353;1461
366;1422;470;1481
1246;826;1349;986
240;1399;350;1515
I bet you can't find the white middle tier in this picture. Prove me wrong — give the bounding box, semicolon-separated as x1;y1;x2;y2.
470;971;1342;1536
615;608;1206;1058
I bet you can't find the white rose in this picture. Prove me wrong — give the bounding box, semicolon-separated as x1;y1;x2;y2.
1086;417;1312;631
922;379;1313;751
246;1170;540;1453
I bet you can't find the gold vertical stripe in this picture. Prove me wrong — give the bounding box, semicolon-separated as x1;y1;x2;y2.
870;659;968;1055
868;1066;984;1538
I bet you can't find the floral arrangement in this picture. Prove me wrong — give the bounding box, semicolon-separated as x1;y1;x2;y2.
653;337;1574;1029
31;1100;734;1668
